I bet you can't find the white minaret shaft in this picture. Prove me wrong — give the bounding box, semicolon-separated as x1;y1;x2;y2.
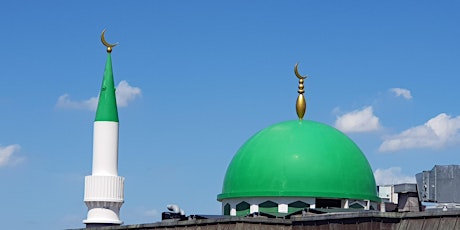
84;37;124;227
92;122;119;176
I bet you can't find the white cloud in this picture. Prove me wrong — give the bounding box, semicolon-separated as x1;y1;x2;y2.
115;80;142;107
0;144;24;167
334;106;381;133
379;113;460;152
56;80;141;111
374;167;416;185
390;88;412;100
56;94;99;111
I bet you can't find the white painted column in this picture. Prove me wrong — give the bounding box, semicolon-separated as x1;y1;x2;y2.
92;122;119;176
278;203;288;213
230;208;237;216
343;199;349;209
84;121;124;225
250;204;259;214
365;200;370;210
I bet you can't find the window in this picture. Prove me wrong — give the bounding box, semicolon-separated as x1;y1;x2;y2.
288;201;309;213
316;199;341;209
349;202;365;209
236;201;250;216
223;203;231;215
259;201;278;215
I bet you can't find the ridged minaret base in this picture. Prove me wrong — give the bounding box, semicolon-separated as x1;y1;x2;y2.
84;175;124;226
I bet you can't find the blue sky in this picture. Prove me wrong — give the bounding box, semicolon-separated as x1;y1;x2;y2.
1;1;459;229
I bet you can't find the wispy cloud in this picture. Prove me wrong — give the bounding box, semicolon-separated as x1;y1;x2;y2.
0;144;24;167
56;94;99;111
334;106;381;133
390;88;412;100
379;113;460;152
56;80;141;111
374;167;416;185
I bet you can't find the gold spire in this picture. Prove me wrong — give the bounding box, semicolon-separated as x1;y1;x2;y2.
294;63;308;120
101;29;118;53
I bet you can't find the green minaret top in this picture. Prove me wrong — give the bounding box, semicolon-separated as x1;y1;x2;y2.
95;30;119;122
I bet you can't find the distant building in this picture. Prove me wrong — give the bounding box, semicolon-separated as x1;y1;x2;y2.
378;185;398;203
416;165;460;210
378;184;420;212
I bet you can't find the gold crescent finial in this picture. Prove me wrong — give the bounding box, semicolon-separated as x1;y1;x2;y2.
101;29;118;53
294;63;308;80
294;63;308;120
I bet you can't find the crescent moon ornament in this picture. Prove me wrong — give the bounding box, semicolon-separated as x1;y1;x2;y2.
294;63;308;120
294;63;308;80
101;29;118;53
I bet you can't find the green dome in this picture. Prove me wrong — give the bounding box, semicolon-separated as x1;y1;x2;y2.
218;120;379;202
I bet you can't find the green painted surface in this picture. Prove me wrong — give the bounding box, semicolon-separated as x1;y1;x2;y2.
95;53;119;122
259;201;278;215
236;202;250;216
288;201;309;213
218;120;379;202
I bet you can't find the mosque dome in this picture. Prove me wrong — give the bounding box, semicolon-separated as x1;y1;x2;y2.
217;64;379;216
217;119;379;202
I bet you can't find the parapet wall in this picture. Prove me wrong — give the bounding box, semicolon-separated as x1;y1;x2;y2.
291;210;459;230
79;210;460;230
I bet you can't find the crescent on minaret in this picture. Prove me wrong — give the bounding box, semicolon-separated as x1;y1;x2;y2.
101;29;118;52
294;63;308;80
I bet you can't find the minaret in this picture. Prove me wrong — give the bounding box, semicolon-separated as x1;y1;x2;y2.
83;30;124;227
